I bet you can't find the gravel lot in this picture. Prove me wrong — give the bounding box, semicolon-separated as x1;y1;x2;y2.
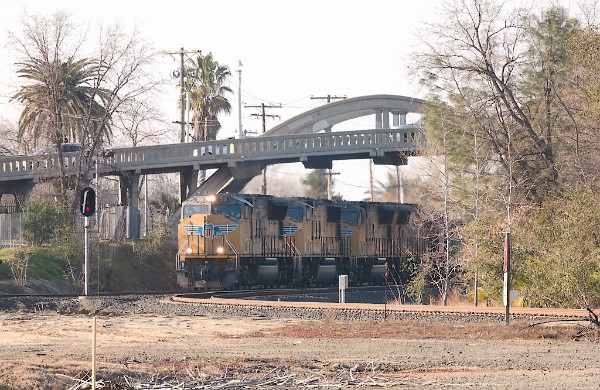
0;294;599;389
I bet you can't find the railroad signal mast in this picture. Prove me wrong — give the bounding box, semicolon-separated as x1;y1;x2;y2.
80;187;96;296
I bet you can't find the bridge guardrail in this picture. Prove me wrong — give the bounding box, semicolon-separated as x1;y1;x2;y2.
0;127;423;182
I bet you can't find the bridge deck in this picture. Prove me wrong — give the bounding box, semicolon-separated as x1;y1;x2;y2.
0;127;423;183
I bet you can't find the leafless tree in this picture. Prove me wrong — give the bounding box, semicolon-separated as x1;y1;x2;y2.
8;12;166;209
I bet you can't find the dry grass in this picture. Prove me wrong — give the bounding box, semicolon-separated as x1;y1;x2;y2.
269;319;599;341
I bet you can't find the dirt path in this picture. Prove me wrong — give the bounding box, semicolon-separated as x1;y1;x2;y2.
0;309;599;389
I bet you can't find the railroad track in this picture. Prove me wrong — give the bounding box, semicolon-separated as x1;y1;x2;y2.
0;288;594;324
172;287;593;323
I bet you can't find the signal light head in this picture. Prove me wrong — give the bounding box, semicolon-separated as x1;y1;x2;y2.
79;187;96;217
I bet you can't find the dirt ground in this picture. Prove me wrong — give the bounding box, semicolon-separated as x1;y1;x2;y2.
1;302;600;389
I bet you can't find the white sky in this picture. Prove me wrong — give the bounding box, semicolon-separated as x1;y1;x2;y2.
0;0;583;200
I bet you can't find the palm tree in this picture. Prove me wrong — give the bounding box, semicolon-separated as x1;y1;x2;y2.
12;56;111;203
13;57;110;148
374;170;403;203
186;52;232;142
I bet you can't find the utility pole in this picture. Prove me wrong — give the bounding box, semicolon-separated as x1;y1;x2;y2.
323;170;340;200
164;48;201;142
236;60;243;138
368;152;374;202
311;94;347;198
310;94;347;104
396;166;404;204
246;102;281;194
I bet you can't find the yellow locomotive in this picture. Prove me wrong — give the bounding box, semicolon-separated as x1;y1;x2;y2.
176;193;430;290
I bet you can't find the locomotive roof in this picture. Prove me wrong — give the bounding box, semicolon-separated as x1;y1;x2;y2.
183;193;419;211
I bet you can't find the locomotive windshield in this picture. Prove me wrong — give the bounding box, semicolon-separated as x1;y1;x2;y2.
182;204;209;219
212;204;242;220
340;209;360;225
286;206;303;222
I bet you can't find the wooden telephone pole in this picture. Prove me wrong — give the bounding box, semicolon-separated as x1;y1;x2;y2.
311;94;346;199
164;48;202;142
245;103;282;194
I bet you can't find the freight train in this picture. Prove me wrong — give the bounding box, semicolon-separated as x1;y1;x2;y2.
176;193;436;290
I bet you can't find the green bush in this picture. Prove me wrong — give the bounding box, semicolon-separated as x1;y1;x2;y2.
23;200;72;246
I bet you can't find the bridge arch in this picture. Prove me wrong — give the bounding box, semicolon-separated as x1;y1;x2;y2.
264;94;425;136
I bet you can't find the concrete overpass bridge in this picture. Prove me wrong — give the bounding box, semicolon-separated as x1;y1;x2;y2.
0;94;426;238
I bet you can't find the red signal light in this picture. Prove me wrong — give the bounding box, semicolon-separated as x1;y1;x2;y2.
80;187;96;217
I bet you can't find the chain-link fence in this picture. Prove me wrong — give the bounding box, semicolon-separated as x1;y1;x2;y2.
0;206;156;247
0;213;25;247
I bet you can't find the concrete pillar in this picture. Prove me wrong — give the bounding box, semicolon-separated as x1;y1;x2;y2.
399;113;407;125
383;109;390;128
375;110;383;129
179;166;199;204
118;172;140;239
128;173;140;240
393;113;399;127
118;175;129;206
10;181;34;210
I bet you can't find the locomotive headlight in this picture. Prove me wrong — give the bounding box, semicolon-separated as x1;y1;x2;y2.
186;247;193;254
216;246;224;254
205;194;216;203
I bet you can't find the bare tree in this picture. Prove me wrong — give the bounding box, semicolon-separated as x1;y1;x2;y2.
0;117;25;155
413;0;583;204
8;247;30;292
9;12;165;209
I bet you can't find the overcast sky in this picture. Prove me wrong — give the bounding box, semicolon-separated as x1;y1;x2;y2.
0;0;583;200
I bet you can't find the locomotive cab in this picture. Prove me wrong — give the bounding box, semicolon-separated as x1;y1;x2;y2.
177;194;247;290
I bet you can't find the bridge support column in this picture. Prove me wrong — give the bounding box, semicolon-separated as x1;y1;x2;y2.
0;181;34;211
118;172;140;240
375;109;390;129
179;166;199;204
393;112;407;126
383;109;390;128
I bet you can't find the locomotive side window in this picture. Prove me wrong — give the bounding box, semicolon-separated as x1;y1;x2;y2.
326;206;341;223
378;206;394;224
268;202;288;220
397;210;411;224
182;204;209;219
